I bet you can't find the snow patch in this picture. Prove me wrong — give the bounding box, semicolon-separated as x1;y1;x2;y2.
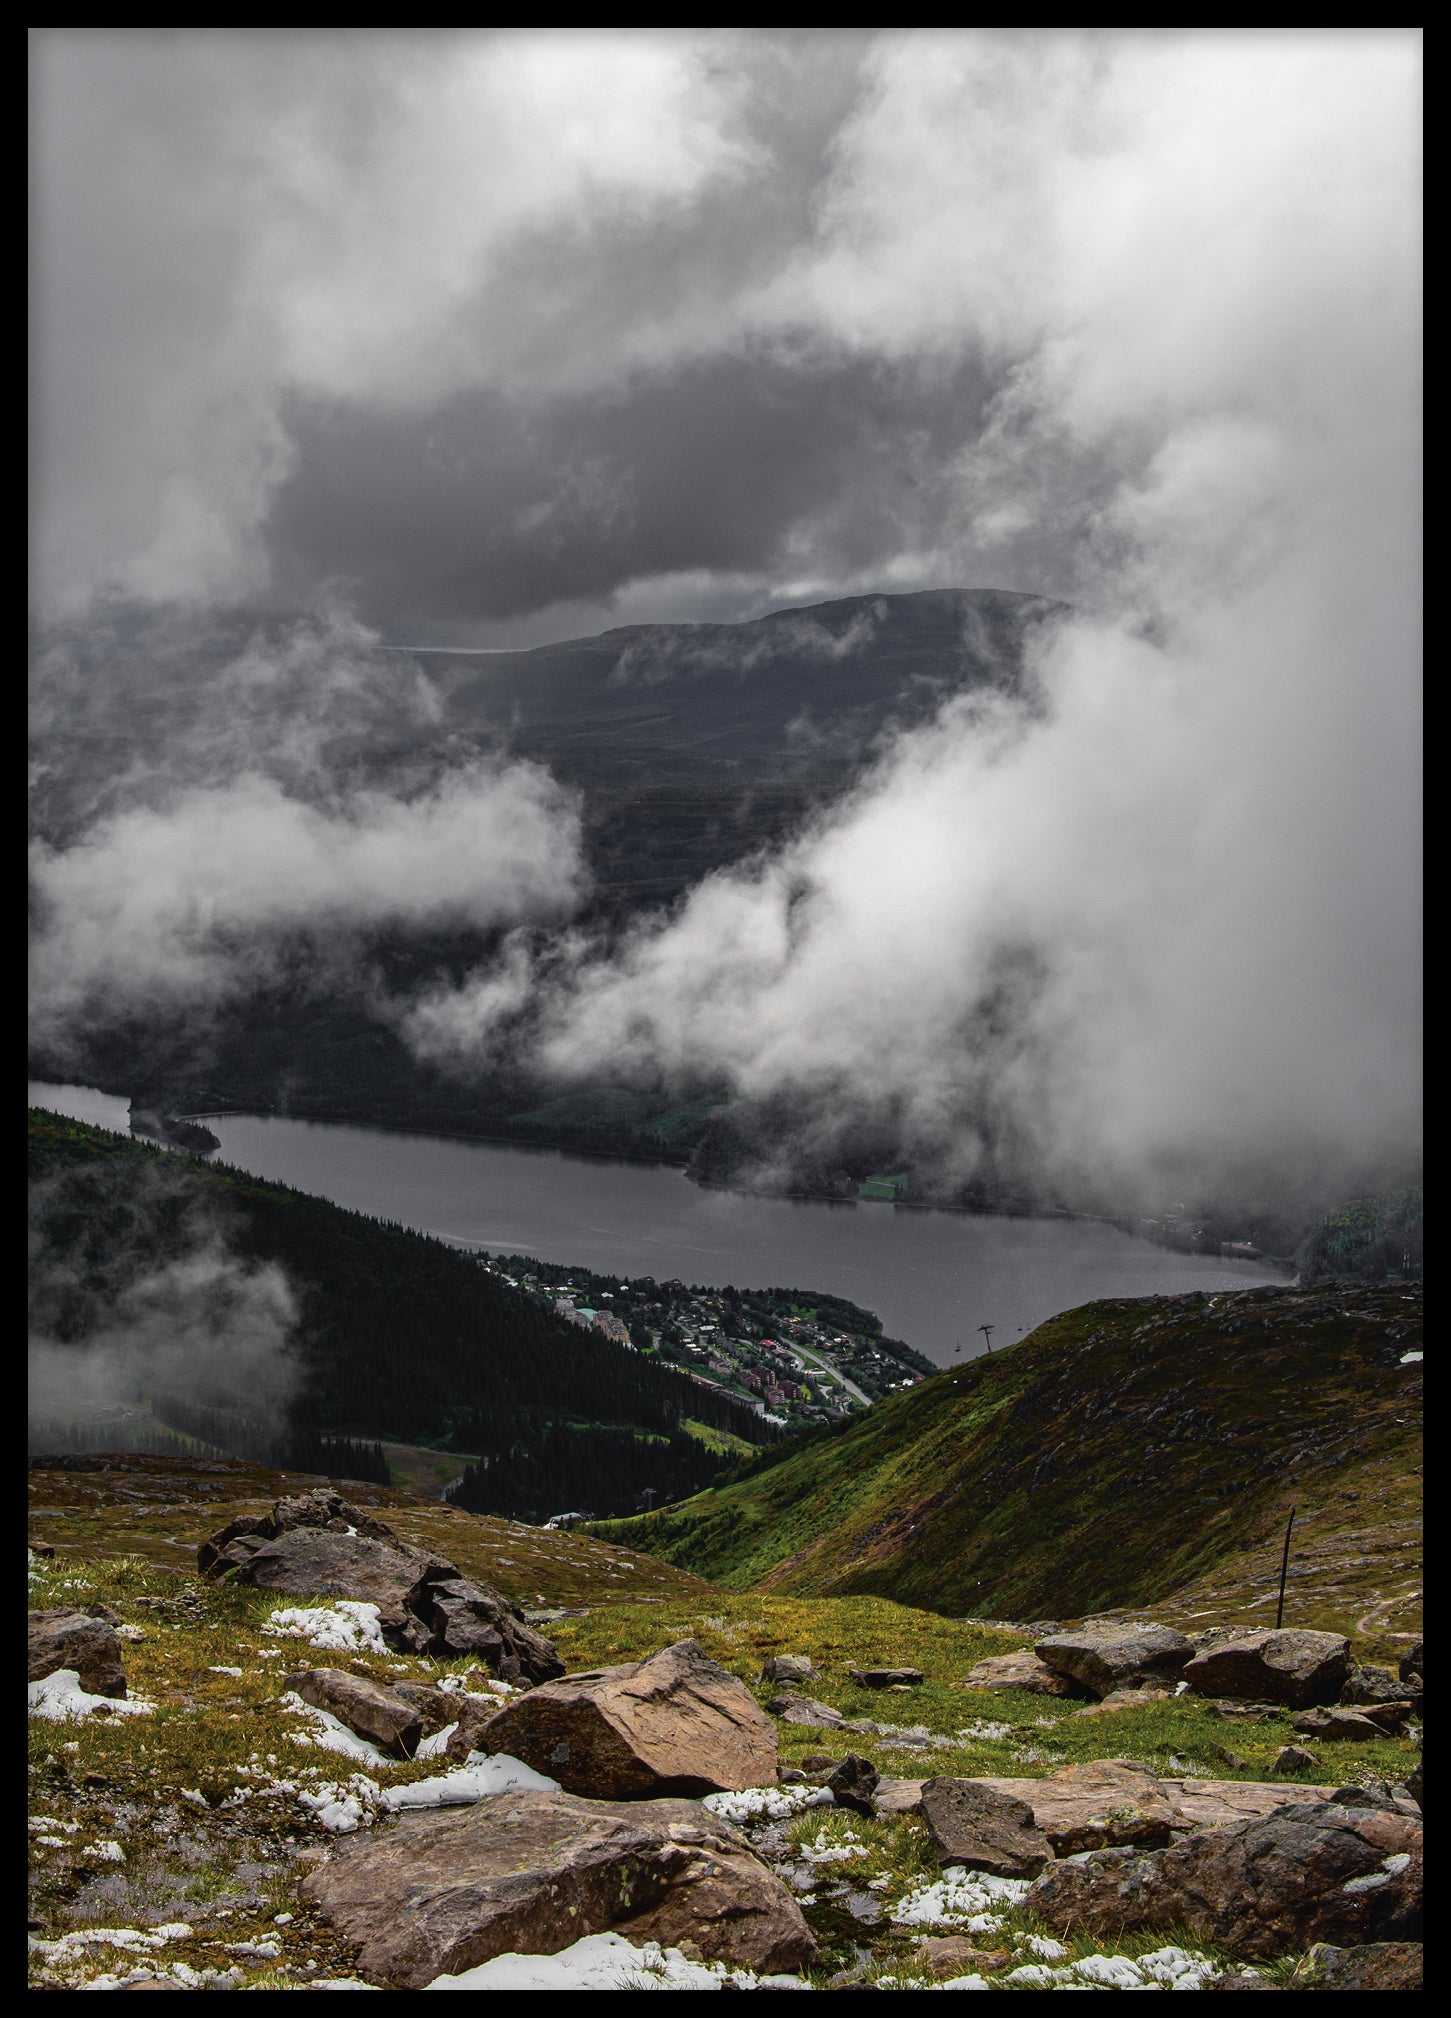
265;1602;387;1653
28;1669;153;1722
384;1753;559;1808
421;1930;805;1991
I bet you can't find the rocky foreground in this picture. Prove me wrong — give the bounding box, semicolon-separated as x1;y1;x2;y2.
28;1480;1422;1990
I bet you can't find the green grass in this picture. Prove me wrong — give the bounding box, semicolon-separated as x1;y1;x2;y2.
30;1536;1418;1990
590;1285;1422;1656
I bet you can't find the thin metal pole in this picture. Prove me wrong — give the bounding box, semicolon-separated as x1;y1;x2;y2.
1274;1507;1297;1630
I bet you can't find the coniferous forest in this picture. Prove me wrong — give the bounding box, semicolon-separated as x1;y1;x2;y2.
28;1110;774;1518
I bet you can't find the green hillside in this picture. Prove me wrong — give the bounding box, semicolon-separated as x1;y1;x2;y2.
589;1284;1423;1645
27;1109;771;1521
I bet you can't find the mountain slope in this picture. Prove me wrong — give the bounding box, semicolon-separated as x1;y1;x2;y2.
589;1284;1423;1657
28;1110;771;1519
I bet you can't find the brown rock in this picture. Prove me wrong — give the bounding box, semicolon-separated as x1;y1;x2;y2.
1074;1687;1174;1717
28;1539;55;1558
1272;1745;1320;1774
1291;1706;1394;1742
1397;1641;1423;1688
284;1668;424;1758
411;1576;564;1683
1031;1799;1422;1959
303;1789;817;1987
1340;1663;1411;1706
1158;1778;1327;1828
1181;1630;1350;1709
1034;1625;1194;1699
962;1651;1081;1698
391;1681;469;1736
1302;1940;1422;1991
29;1608;127;1698
768;1694;847;1729
919;1777;1052;1876
848;1668;923;1688
825;1755;880;1817
915;1937;1010;1979
475;1640;779;1798
1216;1700;1285;1722
800;1752;841;1772
873;1778;926;1815
759;1654;816;1685
974;1761;1179;1855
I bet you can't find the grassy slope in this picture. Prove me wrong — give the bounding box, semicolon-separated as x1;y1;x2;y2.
590;1285;1422;1663
28;1454;716;1609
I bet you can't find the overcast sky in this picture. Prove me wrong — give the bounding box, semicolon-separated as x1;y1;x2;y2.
30;29;1422;1204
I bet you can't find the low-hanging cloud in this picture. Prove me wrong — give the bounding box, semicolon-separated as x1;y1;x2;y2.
31;30;1420;1210
31;758;584;1049
29;1157;301;1450
398;30;1421;1203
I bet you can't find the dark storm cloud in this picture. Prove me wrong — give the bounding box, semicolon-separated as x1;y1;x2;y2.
31;29;1422;1208
264;351;996;636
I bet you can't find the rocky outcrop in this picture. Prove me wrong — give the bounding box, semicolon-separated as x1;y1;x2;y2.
474;1640;779;1798
1034;1625;1194;1698
196;1491;563;1682
303;1789;817;1987
918;1778;1052;1877
284;1669;424;1758
1303;1942;1422;1991
1398;1640;1423;1689
1031;1798;1422;1960
848;1667;923;1688
1181;1630;1350;1709
29;1608;127;1698
963;1651;1082;1697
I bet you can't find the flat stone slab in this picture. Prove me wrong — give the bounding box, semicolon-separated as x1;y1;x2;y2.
873;1764;1333;1842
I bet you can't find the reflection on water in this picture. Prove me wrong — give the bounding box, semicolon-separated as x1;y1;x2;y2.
27;1082;1288;1366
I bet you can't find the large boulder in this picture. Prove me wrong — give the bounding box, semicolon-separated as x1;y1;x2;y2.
196;1492;562;1682
29;1608;127;1698
918;1778;1052;1878
1034;1625;1193;1698
1181;1630;1350;1709
963;1651;1083;1698
1031;1798;1422;1960
474;1640;778;1798
1398;1641;1423;1688
303;1789;817;1987
285;1669;424;1758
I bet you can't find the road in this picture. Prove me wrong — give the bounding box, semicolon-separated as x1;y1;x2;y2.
788;1340;873;1406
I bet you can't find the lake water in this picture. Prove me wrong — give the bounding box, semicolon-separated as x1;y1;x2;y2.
28;1080;1290;1367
